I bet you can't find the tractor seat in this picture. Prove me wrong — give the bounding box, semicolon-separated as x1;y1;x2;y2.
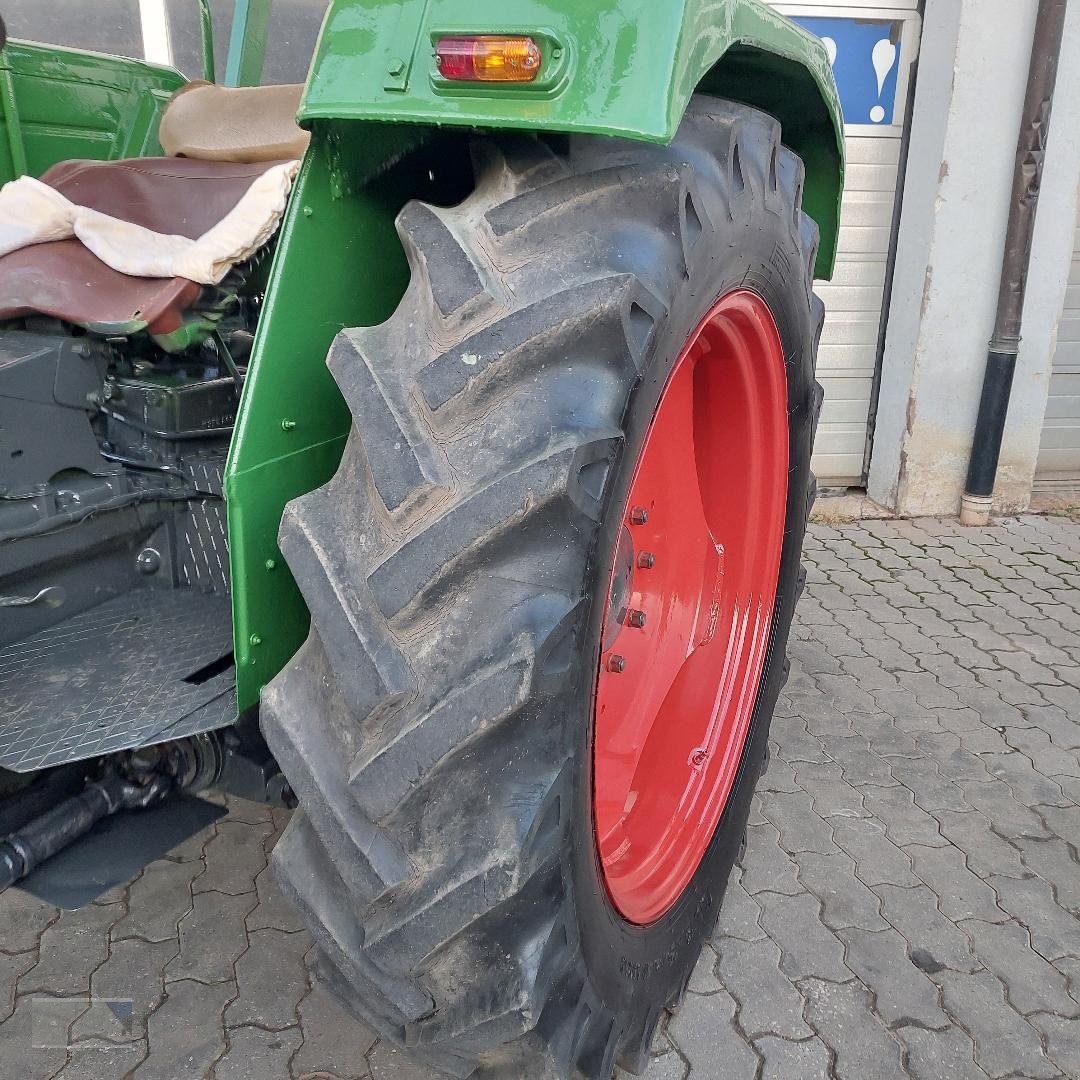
0;157;290;335
0;83;308;336
159;82;310;163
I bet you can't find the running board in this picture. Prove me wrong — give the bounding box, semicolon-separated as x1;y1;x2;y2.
0;589;237;772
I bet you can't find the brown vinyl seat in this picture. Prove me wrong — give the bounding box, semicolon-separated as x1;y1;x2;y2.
0;84;308;335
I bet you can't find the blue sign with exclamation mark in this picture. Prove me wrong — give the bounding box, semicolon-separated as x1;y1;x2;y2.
791;17;904;127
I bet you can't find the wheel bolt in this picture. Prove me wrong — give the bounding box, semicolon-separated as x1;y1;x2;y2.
638;552;656;569
630;506;649;526
607;655;627;673
627;609;647;629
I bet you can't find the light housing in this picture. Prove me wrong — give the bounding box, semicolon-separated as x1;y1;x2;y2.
436;36;543;83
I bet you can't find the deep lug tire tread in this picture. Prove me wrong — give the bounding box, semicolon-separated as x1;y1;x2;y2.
263;96;823;1079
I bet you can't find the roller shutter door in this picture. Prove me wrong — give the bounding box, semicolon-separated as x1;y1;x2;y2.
1037;217;1080;481
773;3;922;486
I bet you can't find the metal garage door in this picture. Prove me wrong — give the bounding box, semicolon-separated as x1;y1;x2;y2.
1037;216;1080;481
773;3;922;487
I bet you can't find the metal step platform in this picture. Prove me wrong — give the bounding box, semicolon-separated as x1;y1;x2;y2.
0;589;237;772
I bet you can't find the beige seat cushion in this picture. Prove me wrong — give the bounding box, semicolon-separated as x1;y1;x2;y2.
159;81;311;164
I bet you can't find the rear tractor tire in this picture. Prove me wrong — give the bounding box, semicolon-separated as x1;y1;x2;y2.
262;96;824;1079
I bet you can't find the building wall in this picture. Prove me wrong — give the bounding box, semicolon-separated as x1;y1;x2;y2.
868;0;1080;516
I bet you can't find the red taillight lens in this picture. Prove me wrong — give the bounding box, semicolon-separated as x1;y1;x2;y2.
436;36;542;83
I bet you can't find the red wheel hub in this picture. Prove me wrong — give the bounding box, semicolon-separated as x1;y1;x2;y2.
593;289;789;926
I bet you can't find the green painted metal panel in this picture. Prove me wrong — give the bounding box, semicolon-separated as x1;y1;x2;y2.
301;0;844;278
195;0;217;83
225;124;427;711
225;0;275;87
0;40;185;181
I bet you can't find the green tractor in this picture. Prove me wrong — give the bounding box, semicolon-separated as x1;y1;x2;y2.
0;1;842;1075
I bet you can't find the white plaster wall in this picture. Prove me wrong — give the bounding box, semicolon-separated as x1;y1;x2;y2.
868;0;1080;516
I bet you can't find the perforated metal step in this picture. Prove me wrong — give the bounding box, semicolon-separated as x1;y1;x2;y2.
0;589;237;772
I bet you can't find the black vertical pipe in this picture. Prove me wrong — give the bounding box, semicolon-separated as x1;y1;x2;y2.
962;0;1068;509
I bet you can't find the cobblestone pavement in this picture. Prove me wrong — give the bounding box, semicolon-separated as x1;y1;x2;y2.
3;515;1080;1079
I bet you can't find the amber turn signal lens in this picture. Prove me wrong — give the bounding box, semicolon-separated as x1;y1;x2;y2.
436;36;542;83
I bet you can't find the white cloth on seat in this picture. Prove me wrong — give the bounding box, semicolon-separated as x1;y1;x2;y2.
0;159;300;285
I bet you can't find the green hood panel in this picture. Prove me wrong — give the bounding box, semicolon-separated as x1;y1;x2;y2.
302;0;844;277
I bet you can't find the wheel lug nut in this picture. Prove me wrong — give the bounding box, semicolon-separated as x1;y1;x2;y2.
638;552;656;569
627;609;647;629
607;655;627;673
629;506;649;526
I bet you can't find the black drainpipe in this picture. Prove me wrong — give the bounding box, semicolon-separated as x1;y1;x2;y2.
960;0;1069;526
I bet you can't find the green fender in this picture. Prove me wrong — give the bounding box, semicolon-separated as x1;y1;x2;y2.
302;0;845;278
228;0;845;711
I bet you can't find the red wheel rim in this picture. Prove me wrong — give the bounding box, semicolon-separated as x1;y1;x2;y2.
592;289;789;926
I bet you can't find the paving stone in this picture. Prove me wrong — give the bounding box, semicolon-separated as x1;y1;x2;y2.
740;821;802;896
872;883;980;974
82;936;175;1037
792;850;886;931
194;819;274;897
0;948;36;1022
837;927;946;1028
937;970;1056;1079
685;944;723;995
635;1052;690;1080
1020;703;1080;750
18;902;123;997
223;795;276;826
901;1027;999;1080
666;987;756;1079
758;891;851;983
246;863;308;934
956;779;1050;840
988;873;1080;961
52;1045;146;1079
0;994;71;1079
1002;726;1080;780
291;982;378;1080
914;734;996;782
758;751;800;794
369;1043;452;1079
112;858;201;943
754;1034;831;1080
812;674;882;715
134;978;233;1080
962;918;1079;1016
772;712;831;762
802;977;904;1080
888;759;971;813
216;1023;302;1080
831;817;918;887
789;693;854;739
933;810;1025;878
225;927;309;1030
1012;836;1080;911
758;789;836;853
1039;801;1080;843
906;845;1005;923
849;713;922;760
712;866;766;943
0;888;58;953
792;760;868;819
714;936;812;1039
166;889;255;985
861;786;948;848
1031;1014;1080;1079
819;735;897;788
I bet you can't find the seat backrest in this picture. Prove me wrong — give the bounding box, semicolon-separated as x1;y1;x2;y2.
159;82;310;164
